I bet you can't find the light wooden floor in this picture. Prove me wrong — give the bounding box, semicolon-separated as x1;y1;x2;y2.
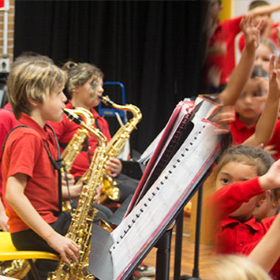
140;214;213;280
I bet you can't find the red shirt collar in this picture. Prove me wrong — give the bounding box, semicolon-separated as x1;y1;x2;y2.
234;113;257;131
18;113;51;141
221;215;262;232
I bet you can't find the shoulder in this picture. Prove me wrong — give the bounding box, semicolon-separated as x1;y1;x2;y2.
7;126;42;146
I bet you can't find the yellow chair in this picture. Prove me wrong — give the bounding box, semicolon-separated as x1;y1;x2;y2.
0;232;59;280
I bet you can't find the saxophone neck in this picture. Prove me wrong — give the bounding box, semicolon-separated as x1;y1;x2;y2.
100;95;142;121
64;107;108;147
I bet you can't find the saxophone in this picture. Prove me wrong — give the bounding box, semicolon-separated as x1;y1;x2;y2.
61;108;95;212
98;95;142;203
61;107;95;173
48;108;108;280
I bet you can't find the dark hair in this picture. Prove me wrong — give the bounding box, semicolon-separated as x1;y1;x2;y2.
214;145;274;181
251;65;269;79
217;0;222;6
249;0;270;11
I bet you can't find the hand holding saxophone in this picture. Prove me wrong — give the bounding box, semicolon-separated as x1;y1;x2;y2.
106;157;122;177
46;231;79;265
61;173;84;200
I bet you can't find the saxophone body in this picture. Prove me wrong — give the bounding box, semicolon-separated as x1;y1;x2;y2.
48;109;108;280
61;107;95;212
99;95;142;203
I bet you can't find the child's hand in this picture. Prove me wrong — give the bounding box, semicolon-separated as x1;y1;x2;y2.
264;144;277;157
61;173;75;188
241;15;263;52
47;232;79;265
268;55;280;98
259;159;280;190
106;158;122;177
0;211;9;232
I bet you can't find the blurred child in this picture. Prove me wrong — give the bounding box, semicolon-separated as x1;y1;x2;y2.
230;61;280;160
255;38;279;74
239;0;280;52
204;0;280;92
1;61;83;279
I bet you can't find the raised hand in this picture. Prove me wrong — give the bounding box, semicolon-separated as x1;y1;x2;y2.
241;15;263;52
268;54;280;98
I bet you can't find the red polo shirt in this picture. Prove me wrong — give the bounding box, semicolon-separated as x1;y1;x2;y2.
204;16;243;86
2;113;60;233
230;114;280;160
229;114;256;146
48;101;111;180
206;177;276;254
0;103;17;199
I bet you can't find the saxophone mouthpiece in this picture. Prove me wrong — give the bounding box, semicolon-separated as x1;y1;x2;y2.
100;95;114;107
63;108;82;125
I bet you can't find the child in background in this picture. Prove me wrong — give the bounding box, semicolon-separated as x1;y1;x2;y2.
1;61;82;280
203;0;280;92
255;38;279;73
238;0;280;53
49;61;139;204
230;61;280;160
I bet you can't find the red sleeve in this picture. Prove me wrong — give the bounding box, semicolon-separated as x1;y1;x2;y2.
7;132;42;179
224;15;243;36
205;177;264;224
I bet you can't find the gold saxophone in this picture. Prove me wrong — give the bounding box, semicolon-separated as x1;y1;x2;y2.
98;95;142;203
48;108;108;280
61;107;95;212
61;107;95;173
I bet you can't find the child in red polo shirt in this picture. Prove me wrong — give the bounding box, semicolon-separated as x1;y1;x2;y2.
1;61;83;279
230;63;280;161
206;145;280;278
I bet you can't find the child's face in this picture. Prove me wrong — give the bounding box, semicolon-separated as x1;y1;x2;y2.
253;191;275;221
216;161;259;221
235;77;268;126
255;44;272;73
74;76;104;109
91;77;104;107
208;0;222;21
253;14;272;32
39;86;67;123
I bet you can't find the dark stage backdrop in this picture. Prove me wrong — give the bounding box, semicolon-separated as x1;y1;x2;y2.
14;0;208;154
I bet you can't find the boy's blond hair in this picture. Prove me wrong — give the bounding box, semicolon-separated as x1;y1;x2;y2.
206;255;271;280
7;61;67;119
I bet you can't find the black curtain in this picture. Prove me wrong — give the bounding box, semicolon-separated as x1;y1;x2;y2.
14;0;208;154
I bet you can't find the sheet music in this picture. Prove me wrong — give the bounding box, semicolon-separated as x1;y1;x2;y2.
127;97;218;213
110;119;223;279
